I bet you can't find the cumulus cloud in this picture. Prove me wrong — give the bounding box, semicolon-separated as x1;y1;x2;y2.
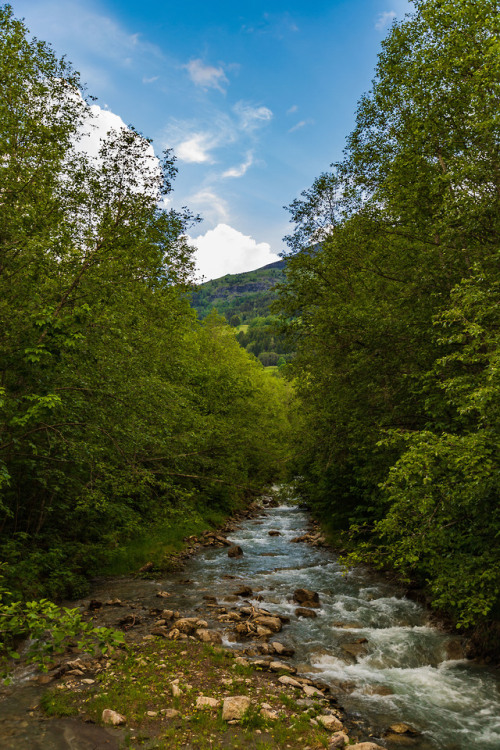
375;10;397;30
234;101;273;132
190;223;279;281
184;59;229;92
221;152;254;179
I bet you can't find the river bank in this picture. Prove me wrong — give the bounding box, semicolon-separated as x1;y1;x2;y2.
1;497;499;749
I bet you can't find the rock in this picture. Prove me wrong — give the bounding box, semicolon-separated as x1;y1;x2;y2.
171;683;182;697
163;708;180;718
196;629;223;644
253;615;282;632
445;639;464;660
271;642;295;657
139;562;154;573
150;626;170;638
218;612;242;622
222;696;251;721
348;744;385;750
175;617;199;634
328;732;350;748
303;685;324;698
256;625;274;637
278;675;302;687
202;595;217;603
317;714;343;731
233;585;253;597
228;546;243;558
293;588;320;607
260;708;279;719
389;723;419;735
196;696;220;709
268;530;281;536
361;684;393;696
234;657;250;666
147;710;158;717
269;661;296;673
341;642;368;657
156;591;171;598
102;709;126;726
167;628;181;640
295;607;317;618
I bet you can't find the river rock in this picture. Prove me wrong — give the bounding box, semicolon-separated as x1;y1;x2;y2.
228;545;243;558
150;626;170;638
196;696;220;709
329;732;350;748
253;615;282;632
293;588;320;605
102;709;126;726
196;628;223;644
388;723;419;735
268;530;281;536
295;607;317;618
278;675;302;687
175;617;199;634
303;684;324;697
271;642;295;657
222;696;251;721
317;714;343;732
342;642;368;657
269;660;296;673
348;744;385;750
233;585;253;597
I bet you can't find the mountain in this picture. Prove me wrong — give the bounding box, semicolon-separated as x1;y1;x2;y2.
190;259;291;367
191;259;286;323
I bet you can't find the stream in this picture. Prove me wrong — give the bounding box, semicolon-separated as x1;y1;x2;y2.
1;503;499;749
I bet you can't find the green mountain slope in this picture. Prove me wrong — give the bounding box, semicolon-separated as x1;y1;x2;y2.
191;260;292;367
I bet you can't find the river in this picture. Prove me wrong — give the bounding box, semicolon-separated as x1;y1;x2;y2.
1;503;499;749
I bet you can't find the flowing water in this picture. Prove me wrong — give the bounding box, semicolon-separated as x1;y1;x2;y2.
157;504;499;749
1;503;499;749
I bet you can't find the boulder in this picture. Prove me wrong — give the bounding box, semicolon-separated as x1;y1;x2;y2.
278;675;302;687
303;684;324;698
269;661;296;673
328;732;349;748
196;629;222;645
253;615;282;632
348;744;385;750
271;641;295;657
295;607;317;618
268;530;281;536
196;696;220;709
175;618;198;634
222;696;251;721
317;714;343;732
228;546;243;558
293;588;320;607
388;723;419;735
102;709;126;726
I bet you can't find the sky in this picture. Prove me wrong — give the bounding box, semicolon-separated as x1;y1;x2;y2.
13;0;411;280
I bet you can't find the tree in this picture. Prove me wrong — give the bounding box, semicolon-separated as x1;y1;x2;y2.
277;0;500;627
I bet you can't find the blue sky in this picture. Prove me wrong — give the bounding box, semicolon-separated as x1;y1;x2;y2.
13;0;411;279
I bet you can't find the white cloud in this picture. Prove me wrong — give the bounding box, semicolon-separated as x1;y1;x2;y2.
375;10;397;30
288;119;314;133
176;133;217;163
221;152;254;179
184;59;229;92
189;190;230;224
190;223;279;281
286;105;298;115
234;101;273;132
142;75;159;84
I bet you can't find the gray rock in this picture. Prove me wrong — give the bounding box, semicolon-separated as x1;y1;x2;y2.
228;546;243;558
222;696;251;721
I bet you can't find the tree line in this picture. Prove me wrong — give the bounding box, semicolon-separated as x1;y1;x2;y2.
0;5;291;604
277;0;499;638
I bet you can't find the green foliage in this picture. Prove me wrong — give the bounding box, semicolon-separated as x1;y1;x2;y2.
0;3;293;635
278;0;500;628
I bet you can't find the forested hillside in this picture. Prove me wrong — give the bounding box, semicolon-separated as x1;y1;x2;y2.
191;261;293;367
0;6;292;609
277;0;500;639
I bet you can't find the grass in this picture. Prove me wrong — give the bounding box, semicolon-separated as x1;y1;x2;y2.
40;639;338;749
101;507;229;576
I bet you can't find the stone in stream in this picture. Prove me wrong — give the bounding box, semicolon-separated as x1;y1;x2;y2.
388;723;419;735
329;732;350;748
196;628;223;645
228;545;243;558
317;714;343;732
268;530;281;536
341;642;368;658
295;607;317;618
348;745;385;750
233;585;253;597
253;615;282;632
271;641;295;657
293;588;321;607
